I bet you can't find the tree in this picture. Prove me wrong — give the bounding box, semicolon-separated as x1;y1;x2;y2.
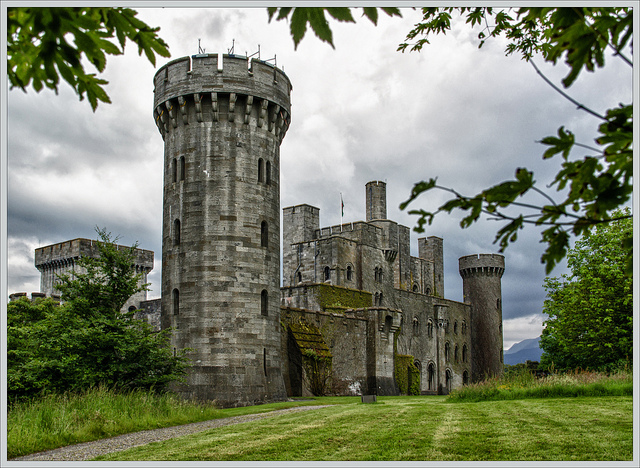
7;7;170;110
539;207;632;372
7;229;188;402
268;6;633;274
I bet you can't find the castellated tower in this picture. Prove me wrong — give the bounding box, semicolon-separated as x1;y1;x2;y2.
153;53;292;406
459;254;505;382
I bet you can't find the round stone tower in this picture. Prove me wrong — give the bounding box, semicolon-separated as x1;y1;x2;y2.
153;53;292;406
458;254;505;382
366;180;387;221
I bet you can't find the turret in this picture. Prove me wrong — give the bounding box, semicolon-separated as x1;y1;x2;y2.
459;254;505;382
365;181;387;221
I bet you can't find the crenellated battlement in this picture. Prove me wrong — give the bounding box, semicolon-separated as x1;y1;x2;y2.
459;253;505;278
153;54;292;142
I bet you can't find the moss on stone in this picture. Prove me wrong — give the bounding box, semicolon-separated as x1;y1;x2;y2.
314;284;372;312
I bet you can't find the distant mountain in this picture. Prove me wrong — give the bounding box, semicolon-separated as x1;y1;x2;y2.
504;336;543;365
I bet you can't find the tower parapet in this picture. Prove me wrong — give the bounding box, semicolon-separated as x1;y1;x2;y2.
153;54;291;143
459;254;504;382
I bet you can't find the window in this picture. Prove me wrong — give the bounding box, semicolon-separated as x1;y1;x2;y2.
455;344;459;363
266;161;271;185
172;288;179;315
379;292;383;306
171;158;177;183
258;158;264;182
173;219;181;246
263;348;267;376
463;371;469;385
179;156;185;181
384;315;393;336
428;363;435;391
346;265;353;281
462;320;467;334
261;290;268;316
427;319;434;338
324;266;330;281
412;316;420;335
445;369;452;392
128;305;136;313
261;221;268;248
454;321;458;334
297;271;302;283
445;342;450;362
426;288;431;295
462;344;468;363
412;284;419;292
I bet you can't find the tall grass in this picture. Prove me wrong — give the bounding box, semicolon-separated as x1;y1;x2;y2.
448;368;633;402
7;386;225;459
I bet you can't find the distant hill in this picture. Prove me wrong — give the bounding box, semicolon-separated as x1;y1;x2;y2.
504;336;542;365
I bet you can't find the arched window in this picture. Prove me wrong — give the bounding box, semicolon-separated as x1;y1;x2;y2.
428;363;436;391
179;156;185;181
412;284;419;292
379;292;383;305
346;265;353;281
445;342;450;362
462;320;467;334
374;292;379;305
324;266;330;281
261;290;268;316
427;319;434;338
258;158;264;182
261;221;268;247
463;371;469;385
462;344;468;363
454;321;458;334
374;267;379;282
265;161;271;185
173;219;181;246
445;369;452;392
454;344;459;363
426;288;431;295
172;288;179;315
412;316;420;335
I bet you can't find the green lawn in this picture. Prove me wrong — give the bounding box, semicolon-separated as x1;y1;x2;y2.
95;395;633;461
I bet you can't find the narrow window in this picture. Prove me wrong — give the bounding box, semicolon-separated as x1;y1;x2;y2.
446;369;452;392
297;271;302;283
374;267;379;282
324;266;330;281
428;363;435;391
379;292;383;305
455;344;459;363
258;158;264;182
462;344;468;363
384;315;393;336
266;161;271;185
261;221;268;247
427;320;433;338
346;265;353;281
172;288;179;315
462;320;467;334
445;342;450;362
412;284;419;292
454;321;458;334
263;348;267;376
171;158;177;183
463;371;469;385
173;219;181;246
179;156;186;181
261;289;268;316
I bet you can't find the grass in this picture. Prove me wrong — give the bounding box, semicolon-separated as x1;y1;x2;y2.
6;386;340;459
7;370;634;461
94;395;633;461
448;368;633;402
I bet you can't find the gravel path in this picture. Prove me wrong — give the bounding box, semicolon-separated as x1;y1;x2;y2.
10;405;331;462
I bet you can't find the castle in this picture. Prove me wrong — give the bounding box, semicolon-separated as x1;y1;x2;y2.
17;52;505;407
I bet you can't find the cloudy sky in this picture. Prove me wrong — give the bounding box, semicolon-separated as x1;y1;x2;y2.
4;3;635;350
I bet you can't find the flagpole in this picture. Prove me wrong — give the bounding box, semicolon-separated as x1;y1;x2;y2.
340;192;344;225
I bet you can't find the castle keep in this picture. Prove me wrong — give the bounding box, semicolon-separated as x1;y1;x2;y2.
154;53;291;406
22;52;506;407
